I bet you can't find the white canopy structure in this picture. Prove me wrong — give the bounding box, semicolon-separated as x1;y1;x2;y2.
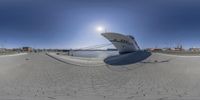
101;32;140;54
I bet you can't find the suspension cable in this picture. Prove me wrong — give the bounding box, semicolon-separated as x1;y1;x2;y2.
77;43;113;50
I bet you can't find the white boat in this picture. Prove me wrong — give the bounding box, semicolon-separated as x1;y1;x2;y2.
101;32;140;54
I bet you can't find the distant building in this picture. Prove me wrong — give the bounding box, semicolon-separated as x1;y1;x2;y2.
22;47;32;52
174;44;184;51
189;48;200;52
152;48;163;52
0;48;6;52
12;48;23;52
174;48;182;51
162;48;171;51
145;48;163;52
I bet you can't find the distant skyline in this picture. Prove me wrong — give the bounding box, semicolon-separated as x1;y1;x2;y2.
1;0;200;49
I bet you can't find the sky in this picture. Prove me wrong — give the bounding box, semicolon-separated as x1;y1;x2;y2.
0;0;200;49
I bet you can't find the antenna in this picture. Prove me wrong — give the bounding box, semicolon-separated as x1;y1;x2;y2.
105;27;108;33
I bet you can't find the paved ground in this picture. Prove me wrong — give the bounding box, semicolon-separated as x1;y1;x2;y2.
1;53;200;100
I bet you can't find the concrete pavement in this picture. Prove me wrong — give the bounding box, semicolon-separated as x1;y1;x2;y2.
0;53;200;99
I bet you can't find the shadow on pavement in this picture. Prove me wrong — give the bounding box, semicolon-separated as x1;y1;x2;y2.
104;51;152;65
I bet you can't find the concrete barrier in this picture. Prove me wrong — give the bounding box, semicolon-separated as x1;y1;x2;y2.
46;53;106;67
0;53;27;58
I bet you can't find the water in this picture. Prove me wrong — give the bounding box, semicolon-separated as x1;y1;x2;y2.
69;50;119;58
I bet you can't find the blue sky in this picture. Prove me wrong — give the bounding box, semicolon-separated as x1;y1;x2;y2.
0;0;200;49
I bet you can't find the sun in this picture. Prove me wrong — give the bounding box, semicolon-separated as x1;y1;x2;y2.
96;26;104;32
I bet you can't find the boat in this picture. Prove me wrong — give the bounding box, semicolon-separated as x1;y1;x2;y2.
101;32;140;54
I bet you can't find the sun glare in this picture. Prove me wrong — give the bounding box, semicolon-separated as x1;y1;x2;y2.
96;26;104;32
